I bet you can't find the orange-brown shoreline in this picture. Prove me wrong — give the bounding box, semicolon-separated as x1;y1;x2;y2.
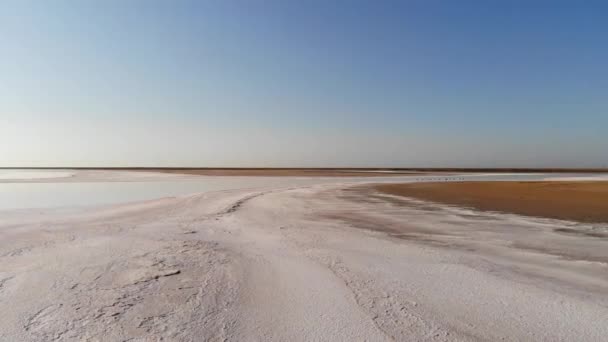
375;181;608;224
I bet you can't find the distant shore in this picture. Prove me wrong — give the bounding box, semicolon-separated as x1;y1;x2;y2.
1;166;608;177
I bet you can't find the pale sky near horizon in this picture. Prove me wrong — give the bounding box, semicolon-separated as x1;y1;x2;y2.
1;0;607;167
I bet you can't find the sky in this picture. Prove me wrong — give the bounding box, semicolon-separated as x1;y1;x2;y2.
1;0;607;167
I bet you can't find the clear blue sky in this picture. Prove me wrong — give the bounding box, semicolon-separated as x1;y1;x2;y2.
1;0;607;167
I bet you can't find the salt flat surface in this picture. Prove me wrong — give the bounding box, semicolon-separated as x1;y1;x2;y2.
0;176;607;341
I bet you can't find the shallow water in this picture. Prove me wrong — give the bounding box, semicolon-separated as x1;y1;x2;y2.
0;177;329;210
0;169;75;180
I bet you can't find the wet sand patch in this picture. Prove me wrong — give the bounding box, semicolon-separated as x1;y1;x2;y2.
374;181;608;224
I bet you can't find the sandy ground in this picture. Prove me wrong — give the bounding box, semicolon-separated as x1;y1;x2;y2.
375;181;608;224
1;178;608;341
